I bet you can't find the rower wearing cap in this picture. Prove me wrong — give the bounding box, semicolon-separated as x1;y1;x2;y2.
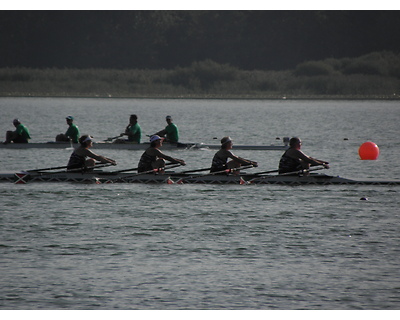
137;135;186;173
56;115;80;143
210;136;258;173
155;115;179;144
67;135;117;170
3;119;31;144
278;137;329;174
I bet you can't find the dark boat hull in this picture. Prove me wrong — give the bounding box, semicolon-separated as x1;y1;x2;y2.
2;171;400;185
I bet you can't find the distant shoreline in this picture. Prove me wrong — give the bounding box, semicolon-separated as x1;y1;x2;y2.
1;53;400;100
0;94;398;100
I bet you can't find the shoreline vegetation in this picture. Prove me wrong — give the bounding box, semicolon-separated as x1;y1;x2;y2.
1;51;400;100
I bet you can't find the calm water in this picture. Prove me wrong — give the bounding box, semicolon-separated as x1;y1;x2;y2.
1;97;400;310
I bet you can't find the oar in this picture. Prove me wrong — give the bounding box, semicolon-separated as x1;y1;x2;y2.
34;163;114;175
175;165;255;184
179;168;211;173
69;163;114;172
27;165;70;172
96;163;182;184
107;166;139;174
107;162;175;174
247;166;326;184
15;163;115;184
123;163;181;177
252;169;280;175
104;134;123;142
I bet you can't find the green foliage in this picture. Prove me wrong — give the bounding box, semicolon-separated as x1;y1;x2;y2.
338;51;400;76
0;68;33;81
0;52;399;99
294;51;400;78
294;61;335;76
342;60;384;75
168;60;239;90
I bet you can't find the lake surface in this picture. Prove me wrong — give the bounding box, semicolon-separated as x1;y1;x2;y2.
1;97;400;310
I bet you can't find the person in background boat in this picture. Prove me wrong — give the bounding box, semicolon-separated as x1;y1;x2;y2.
278;137;329;174
3;119;31;144
55;115;80;143
116;114;142;143
137;135;186;173
210;136;258;174
155;115;179;144
67;135;117;170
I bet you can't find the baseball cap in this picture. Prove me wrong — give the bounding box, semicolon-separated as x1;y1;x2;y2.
150;135;163;143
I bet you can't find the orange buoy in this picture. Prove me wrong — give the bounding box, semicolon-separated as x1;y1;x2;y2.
359;141;380;160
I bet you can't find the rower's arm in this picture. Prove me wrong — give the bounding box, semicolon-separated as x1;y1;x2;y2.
229;152;258;167
155;129;166;137
123;125;131;135
296;151;329;168
83;149;117;165
155;149;185;165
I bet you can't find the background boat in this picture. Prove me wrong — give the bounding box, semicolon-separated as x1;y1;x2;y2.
0;140;289;150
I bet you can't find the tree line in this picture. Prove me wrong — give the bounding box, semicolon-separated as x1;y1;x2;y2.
1;11;400;71
1;51;399;98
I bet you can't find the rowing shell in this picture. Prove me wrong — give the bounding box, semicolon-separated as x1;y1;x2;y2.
0;141;288;151
2;171;400;185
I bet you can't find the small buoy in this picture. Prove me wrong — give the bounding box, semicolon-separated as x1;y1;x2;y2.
213;137;218;140
343;138;349;141
276;137;280;140
359;141;380;160
360;197;368;201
